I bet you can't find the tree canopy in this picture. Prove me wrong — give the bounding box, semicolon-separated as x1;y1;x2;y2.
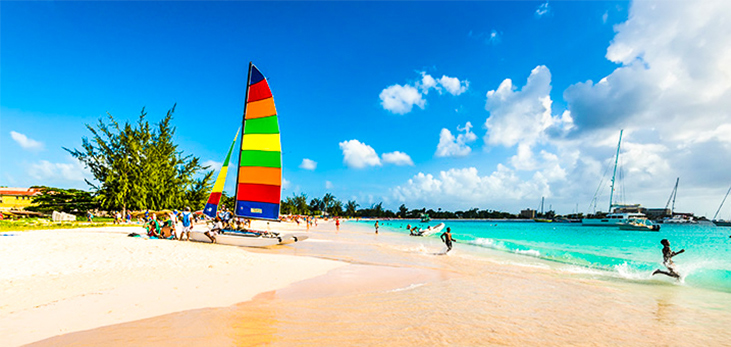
66;105;213;212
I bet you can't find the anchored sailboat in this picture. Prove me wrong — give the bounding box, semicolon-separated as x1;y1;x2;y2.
581;130;659;230
190;63;307;247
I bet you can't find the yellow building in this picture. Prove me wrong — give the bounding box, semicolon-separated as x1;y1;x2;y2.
0;187;41;212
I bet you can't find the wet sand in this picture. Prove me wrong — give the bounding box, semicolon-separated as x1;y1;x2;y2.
26;221;731;346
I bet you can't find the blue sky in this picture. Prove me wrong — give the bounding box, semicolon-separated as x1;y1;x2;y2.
3;1;731;217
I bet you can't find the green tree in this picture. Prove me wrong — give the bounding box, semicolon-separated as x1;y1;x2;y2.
398;204;408;218
66;105;213;213
345;200;359;217
27;186;100;214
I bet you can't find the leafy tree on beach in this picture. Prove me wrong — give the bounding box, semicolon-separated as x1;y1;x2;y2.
26;186;100;214
344;200;359;217
66;105;213;213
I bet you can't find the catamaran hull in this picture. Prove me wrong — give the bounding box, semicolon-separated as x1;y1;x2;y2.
581;218;632;226
189;231;309;247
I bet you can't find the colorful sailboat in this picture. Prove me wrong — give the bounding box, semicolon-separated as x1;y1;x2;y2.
203;129;240;219
190;63;306;247
234;63;282;221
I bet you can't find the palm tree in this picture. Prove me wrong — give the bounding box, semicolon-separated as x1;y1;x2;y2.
345;200;359;217
329;200;343;216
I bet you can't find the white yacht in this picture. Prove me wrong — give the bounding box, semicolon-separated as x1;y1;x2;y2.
582;212;649;226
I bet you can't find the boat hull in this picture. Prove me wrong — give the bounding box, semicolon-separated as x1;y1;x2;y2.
618;224;660;231
713;221;731;227
189;230;307;247
581;218;631;226
420;223;446;237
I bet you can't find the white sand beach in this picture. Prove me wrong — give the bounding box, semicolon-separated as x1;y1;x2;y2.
4;220;731;346
0;223;344;346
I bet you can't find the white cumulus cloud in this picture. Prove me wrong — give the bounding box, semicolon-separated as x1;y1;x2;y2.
339;139;382;169
382;151;414;166
484;65;560;148
325;181;334;189
379;84;425;115
380;72;469;114
10;131;44;151
437;75;469;95
299;158;317;170
28;158;90;182
391;166;551;210
436;122;477;157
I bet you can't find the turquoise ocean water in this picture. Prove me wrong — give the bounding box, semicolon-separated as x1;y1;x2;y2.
356;219;731;293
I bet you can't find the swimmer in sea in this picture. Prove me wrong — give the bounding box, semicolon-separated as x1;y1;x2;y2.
440;227;456;253
652;239;685;279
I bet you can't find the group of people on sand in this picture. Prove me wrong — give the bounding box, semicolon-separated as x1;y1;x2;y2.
144;207;195;241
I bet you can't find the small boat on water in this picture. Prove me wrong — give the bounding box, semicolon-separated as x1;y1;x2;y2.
662;215;697;224
410;223;446;237
618;218;660;231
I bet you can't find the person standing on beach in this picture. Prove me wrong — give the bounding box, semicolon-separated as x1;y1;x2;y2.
181;207;193;241
440;227;456;253
375;220;379;234
652;239;685;279
335;218;340;231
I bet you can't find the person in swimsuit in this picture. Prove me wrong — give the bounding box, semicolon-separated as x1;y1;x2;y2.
652;239;685;279
440;227;456;253
374;220;379;234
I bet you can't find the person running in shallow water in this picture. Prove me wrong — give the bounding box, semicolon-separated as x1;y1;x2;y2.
440;227;456;253
652;239;685;279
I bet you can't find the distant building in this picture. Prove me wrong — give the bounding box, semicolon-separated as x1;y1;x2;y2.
0;187;42;211
520;208;536;219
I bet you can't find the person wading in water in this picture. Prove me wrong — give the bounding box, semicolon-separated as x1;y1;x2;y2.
440;227;456;253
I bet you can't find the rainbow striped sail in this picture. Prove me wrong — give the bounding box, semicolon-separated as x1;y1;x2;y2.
234;63;282;221
203;129;240;219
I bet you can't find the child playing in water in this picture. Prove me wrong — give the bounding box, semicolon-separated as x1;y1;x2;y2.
652;239;685;279
440;227;456;253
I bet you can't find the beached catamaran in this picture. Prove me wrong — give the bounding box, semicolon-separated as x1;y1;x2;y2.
191;62;307;247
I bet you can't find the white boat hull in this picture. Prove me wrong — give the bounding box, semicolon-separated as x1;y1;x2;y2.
581;218;632;226
420;223;446;236
189;231;308;247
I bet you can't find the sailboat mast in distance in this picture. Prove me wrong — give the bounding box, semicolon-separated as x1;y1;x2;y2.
234;63;283;221
608;129;623;212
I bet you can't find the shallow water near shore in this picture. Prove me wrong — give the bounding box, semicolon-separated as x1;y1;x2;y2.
31;221;731;346
371;219;731;293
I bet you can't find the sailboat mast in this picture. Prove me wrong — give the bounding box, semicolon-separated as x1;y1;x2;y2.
713;185;731;221
608;130;623;212
233;62;254;210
